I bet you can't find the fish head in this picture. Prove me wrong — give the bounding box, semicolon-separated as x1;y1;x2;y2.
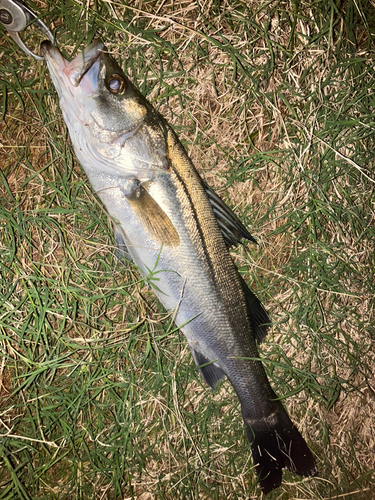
40;40;166;177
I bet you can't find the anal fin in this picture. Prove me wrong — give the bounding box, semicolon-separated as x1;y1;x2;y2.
190;349;226;390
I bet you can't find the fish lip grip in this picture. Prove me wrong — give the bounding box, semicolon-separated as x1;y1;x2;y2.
0;0;54;59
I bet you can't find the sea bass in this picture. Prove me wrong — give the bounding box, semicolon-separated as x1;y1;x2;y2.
41;39;317;493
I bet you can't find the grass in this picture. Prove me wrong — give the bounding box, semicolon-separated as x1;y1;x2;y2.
0;0;374;498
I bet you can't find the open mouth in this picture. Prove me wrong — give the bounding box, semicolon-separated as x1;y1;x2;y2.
41;40;104;97
64;41;104;87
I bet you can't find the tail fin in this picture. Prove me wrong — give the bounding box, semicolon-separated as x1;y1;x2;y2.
244;405;317;494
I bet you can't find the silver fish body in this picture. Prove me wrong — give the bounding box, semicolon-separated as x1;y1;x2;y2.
41;39;316;493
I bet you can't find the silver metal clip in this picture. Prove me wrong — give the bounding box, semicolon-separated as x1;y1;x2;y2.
0;0;54;59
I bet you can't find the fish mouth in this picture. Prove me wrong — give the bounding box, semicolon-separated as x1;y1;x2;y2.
40;39;104;97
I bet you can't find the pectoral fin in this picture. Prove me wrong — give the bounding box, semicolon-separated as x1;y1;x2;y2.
126;182;180;248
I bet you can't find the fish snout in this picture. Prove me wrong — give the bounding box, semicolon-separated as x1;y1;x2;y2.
40;40;53;58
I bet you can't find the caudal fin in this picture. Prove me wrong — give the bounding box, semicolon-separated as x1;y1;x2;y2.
245;405;317;494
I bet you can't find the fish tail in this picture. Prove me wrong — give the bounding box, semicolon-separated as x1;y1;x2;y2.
243;403;317;494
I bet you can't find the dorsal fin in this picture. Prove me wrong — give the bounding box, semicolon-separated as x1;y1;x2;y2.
240;275;270;344
203;182;257;247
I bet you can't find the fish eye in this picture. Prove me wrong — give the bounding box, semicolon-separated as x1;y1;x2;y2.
106;74;126;94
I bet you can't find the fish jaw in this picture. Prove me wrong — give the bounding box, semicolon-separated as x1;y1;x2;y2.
40;40;102;124
40;40;113;175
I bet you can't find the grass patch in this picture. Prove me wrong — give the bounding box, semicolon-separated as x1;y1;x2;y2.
1;0;374;498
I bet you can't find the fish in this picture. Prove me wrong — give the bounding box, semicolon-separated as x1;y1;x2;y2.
40;38;317;494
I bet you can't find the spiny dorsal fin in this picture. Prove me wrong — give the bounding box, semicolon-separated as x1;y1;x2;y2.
203;182;257;248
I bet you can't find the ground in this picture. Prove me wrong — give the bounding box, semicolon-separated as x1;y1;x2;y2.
0;1;374;499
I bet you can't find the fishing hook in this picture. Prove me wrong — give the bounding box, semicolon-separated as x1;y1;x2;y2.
0;0;54;60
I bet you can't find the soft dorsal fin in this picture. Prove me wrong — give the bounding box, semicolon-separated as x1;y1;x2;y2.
240;275;270;344
203;182;257;248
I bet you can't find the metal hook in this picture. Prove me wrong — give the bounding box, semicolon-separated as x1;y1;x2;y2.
0;0;54;60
